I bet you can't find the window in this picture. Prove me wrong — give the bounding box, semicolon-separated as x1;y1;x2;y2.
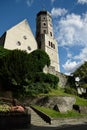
43;23;46;26
43;30;46;34
23;35;27;40
50;32;52;37
50;42;55;49
51;42;53;47
27;46;31;51
17;41;21;46
48;41;50;46
53;44;55;49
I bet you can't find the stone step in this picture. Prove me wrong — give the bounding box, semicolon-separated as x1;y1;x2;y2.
26;107;50;126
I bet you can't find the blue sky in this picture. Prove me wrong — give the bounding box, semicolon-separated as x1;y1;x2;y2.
0;0;87;74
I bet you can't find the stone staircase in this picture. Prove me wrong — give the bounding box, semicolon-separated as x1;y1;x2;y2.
26;107;50;126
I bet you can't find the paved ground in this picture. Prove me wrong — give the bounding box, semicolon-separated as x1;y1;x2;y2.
5;107;87;130
13;124;87;130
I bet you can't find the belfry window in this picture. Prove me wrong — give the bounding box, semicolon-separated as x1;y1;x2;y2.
50;32;52;37
43;30;46;34
48;41;50;46
53;44;55;49
50;42;52;47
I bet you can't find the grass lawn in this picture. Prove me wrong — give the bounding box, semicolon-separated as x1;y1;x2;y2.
33;105;86;118
35;88;87;118
39;88;87;106
75;96;87;106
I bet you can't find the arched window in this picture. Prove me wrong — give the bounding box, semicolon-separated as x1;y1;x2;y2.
50;32;52;37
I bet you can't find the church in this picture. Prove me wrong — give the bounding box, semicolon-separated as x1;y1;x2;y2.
0;10;60;73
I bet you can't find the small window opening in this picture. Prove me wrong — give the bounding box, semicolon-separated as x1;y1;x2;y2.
48;41;50;46
17;41;21;46
50;32;52;37
27;46;31;51
23;35;27;40
43;23;46;26
43;30;46;34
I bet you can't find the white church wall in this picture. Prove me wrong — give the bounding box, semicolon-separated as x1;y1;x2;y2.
4;19;37;53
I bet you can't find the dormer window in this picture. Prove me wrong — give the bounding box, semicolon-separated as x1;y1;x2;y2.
17;41;21;46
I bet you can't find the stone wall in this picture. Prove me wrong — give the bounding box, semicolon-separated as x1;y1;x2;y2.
22;96;76;113
43;66;68;87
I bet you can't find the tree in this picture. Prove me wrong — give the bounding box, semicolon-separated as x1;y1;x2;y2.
73;61;87;83
73;62;87;97
0;47;58;97
28;49;50;73
0;49;29;92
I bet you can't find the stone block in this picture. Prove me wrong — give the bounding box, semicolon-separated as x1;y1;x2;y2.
79;106;87;114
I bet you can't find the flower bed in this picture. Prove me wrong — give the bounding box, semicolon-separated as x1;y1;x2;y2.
0;99;31;129
0;111;31;128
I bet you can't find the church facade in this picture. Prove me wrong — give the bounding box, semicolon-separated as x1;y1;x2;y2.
0;10;60;72
0;19;37;53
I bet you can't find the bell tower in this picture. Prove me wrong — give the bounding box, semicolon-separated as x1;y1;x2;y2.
36;10;60;72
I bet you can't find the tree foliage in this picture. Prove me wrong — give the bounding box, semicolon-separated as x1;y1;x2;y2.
30;72;59;88
0;47;59;96
73;61;87;83
0;49;29;91
28;49;50;73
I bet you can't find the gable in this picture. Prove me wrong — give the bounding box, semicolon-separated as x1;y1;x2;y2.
3;19;37;53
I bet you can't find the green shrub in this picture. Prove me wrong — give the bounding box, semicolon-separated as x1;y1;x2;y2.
28;49;50;73
24;72;59;96
31;72;59;89
25;82;51;96
0;47;58;97
64;86;77;95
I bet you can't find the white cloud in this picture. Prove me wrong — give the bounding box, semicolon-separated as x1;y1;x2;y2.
77;0;87;4
51;8;68;17
53;13;87;47
26;0;33;7
74;47;87;61
62;60;82;74
67;52;72;58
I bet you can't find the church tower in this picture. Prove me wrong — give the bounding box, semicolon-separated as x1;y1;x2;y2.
36;10;60;72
